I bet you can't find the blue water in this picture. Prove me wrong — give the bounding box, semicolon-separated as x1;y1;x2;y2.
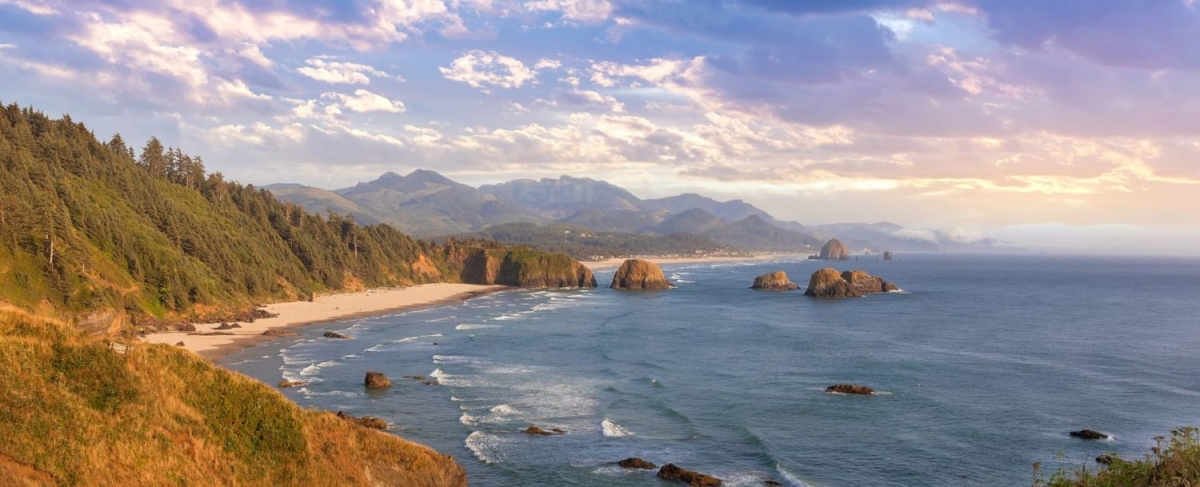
224;255;1200;486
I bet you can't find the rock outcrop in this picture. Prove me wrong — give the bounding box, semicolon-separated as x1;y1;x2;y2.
657;464;723;487
809;239;850;260
262;329;296;337
750;271;800;291
323;331;349;339
825;384;875;395
337;411;388;430
610;259;673;290
453;247;597;288
364;371;392;388
804;268;899;298
278;380;307;388
617;458;657;470
883;251;894;261
1070;429;1109;440
523;425;565;436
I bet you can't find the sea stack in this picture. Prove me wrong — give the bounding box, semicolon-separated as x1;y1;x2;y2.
883;251;894;261
750;271;800;291
809;239;850;260
364;371;392;388
610;259;673;290
804;268;899;298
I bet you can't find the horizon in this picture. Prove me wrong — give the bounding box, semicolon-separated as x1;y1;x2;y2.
2;1;1199;255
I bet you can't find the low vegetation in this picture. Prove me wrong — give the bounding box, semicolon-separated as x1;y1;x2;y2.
1033;427;1200;487
0;310;466;486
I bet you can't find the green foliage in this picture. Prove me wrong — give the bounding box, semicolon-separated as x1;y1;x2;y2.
1034;428;1200;487
0;102;446;324
456;222;734;259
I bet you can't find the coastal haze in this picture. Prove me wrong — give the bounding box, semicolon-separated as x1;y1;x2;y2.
1;0;1198;255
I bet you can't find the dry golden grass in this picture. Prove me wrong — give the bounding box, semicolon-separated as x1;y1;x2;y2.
0;311;467;487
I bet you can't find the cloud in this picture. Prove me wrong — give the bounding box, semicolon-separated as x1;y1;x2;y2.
296;57;396;84
322;89;406;113
439;50;540;89
524;0;613;23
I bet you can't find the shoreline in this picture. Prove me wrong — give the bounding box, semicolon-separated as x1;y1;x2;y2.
141;283;508;361
581;253;811;271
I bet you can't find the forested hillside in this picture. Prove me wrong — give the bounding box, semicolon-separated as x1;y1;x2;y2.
0;103;586;331
453;222;736;259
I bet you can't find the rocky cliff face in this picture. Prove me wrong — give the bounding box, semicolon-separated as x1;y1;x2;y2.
750;271;800;291
610;259;673;290
804;268;898;298
451;246;596;288
811;239;851;260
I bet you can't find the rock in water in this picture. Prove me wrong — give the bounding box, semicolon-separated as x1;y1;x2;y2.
841;270;900;294
617;458;657;470
1070;429;1109;440
278;380;307;388
323;331;349;339
657;464;723;487
364;371;392;388
522;425;564;436
826;384;875;395
804;268;860;298
804;268;899;298
809;239;850;260
610;259;673;290
750;271;800;291
883;251;894;261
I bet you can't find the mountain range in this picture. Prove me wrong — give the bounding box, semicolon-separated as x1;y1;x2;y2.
266;171;993;254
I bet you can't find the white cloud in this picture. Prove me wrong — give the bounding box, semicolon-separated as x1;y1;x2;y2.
524;0;613;23
440;50;540;89
297;57;396;84
322;89;406;113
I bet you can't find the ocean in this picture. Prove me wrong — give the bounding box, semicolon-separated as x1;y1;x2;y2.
223;254;1200;486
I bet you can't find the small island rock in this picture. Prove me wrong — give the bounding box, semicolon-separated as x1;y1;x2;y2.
1070;429;1109;440
523;425;565;436
364;371;392;388
657;463;723;487
323;331;349;339
751;271;800;291
804;268;899;298
610;259;673;290
809;239;850;260
883;251;894;261
617;458;657;470
826;384;875;395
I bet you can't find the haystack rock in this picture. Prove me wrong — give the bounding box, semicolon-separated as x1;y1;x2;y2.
750;271;800;291
657;464;723;487
809;239;850;260
610;259;673;290
883;251;894;261
804;268;899;298
364;371;392;388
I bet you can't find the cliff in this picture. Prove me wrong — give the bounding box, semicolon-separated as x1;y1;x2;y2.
810;239;851;260
804;268;899;298
0;310;467;486
610;259;673;290
750;271;800;291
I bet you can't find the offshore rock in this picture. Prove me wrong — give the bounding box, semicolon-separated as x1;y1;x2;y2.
523;426;565;436
657;463;723;487
883;251;894;261
804;268;899;298
809;239;850;260
1070;429;1109;440
364;371;392;388
617;458;657;470
750;271;800;291
323;331;349;339
825;384;875;395
610;259;673;290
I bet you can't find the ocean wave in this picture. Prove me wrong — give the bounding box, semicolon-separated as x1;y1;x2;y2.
456;323;501;331
601;418;632;437
465;431;505;464
777;464;819;487
490;404;520;416
396;333;443;343
299;389;362;398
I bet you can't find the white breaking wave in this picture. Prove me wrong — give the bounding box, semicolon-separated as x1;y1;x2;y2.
490;404;520;416
396;333;443;343
777;464;819;487
465;431;503;464
601;418;632;437
456;324;501;330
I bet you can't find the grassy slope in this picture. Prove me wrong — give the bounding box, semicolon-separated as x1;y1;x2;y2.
1035;428;1200;487
0;310;466;486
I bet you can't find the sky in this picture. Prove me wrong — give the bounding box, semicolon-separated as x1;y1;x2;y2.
1;0;1198;254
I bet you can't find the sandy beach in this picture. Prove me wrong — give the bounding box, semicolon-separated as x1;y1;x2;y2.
141;283;506;360
582;253;811;271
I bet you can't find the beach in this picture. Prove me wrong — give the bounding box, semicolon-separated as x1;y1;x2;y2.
141;283;506;360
